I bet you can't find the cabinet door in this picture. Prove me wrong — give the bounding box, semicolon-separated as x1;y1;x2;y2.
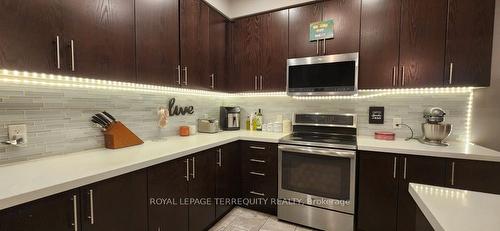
209;9;228;90
446;159;500;194
215;142;241;220
322;0;361;55
357;152;399;231
80;170;147;231
399;0;447;88
188;150;216;231
260;10;288;91
359;0;401;89
288;3;323;58
148;158;189;231
396;156;446;231
136;0;180;86
180;0;210;89
232;16;261;92
63;0;136;82
0;190;79;231
445;0;495;87
0;0;64;74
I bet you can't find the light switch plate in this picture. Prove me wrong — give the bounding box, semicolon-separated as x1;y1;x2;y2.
8;124;28;144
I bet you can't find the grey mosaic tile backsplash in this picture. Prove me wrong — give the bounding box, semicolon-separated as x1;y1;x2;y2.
0;83;470;164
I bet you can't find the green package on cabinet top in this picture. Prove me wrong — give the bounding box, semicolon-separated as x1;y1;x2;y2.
309;19;334;41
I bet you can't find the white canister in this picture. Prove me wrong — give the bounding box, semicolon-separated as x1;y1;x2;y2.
283;119;292;133
188;125;197;135
273;122;283;133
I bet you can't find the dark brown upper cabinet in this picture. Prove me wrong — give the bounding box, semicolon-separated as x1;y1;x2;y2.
289;0;360;58
136;0;180;86
289;3;323;58
180;0;210;89
359;0;402;89
322;0;361;55
0;0;65;74
232;16;261;92
398;0;448;88
208;8;228;91
445;0;495;87
80;170;148;231
63;0;136;83
231;9;289;92
0;190;80;231
260;9;289;91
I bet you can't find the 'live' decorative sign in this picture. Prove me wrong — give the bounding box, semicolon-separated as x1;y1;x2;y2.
168;98;194;116
309;19;335;41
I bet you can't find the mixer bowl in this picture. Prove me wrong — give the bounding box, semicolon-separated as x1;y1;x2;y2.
422;123;452;142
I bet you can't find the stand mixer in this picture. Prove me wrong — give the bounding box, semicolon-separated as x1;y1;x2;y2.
419;107;453;146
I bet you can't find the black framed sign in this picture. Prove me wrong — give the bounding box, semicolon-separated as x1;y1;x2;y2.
369;107;384;124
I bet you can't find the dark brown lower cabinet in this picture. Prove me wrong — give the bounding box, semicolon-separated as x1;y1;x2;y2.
215;142;242;219
80;170;148;231
445;159;500;194
357;152;399;231
148;157;190;231
241;141;278;215
0;190;79;231
188;150;216;231
396;156;446;231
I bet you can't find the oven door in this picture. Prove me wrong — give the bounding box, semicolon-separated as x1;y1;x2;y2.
278;144;356;214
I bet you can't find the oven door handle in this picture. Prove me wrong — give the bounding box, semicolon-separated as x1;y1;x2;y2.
278;145;355;158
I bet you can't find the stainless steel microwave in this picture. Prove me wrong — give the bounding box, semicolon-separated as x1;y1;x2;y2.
286;53;359;96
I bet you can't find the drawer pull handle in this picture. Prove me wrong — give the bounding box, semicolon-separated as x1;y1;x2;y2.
250;191;265;197
88;189;94;224
72;195;78;231
250;171;265;176
249;146;266;150
250;159;266;163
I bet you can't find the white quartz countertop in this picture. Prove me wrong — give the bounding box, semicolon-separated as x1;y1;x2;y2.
409;183;500;231
358;136;500;162
1;131;500;211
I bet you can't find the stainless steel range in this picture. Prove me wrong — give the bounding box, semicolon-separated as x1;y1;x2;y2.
278;113;357;231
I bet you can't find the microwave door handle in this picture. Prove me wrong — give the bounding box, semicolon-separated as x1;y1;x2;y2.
279;145;355;158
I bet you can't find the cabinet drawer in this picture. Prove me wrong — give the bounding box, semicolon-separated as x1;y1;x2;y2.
242;142;277;155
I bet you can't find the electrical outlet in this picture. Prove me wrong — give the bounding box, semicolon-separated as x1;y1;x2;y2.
393;118;402;129
8;124;28;144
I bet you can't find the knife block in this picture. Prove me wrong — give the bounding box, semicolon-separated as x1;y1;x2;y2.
103;122;143;149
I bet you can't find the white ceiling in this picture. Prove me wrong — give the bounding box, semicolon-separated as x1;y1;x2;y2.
204;0;318;19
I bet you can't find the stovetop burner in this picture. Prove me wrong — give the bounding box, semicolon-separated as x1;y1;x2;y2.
279;113;358;150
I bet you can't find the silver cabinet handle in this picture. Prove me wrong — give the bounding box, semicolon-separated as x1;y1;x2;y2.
254;76;258;90
70;40;75;71
210;74;215;89
249;146;266;150
323;39;326;55
176;65;181;85
401;66;406;86
72;195;78;231
449;63;454;85
183;67;188;85
316;40;319;55
259;75;263;90
451;162;455;186
250;191;265;197
55;35;61;69
191;157;195;179
403;157;407;180
392;66;397;86
185;159;190;182
250;171;266;176
217;148;222;167
393;157;397;179
250;159;266;163
88;190;94;224
157;228;161;231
